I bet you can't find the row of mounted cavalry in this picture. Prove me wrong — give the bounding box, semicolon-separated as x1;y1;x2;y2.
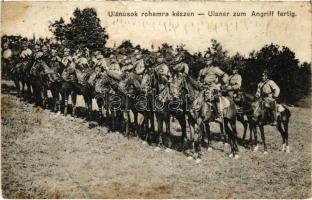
2;45;291;160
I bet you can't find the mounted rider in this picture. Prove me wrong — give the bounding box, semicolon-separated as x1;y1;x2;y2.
94;52;109;72
197;58;229;122
255;70;280;125
73;48;89;71
20;42;33;61
2;42;13;78
172;53;189;78
154;54;172;103
225;65;242;102
61;48;73;67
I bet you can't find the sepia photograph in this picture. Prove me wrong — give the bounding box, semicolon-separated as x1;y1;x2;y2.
1;1;311;198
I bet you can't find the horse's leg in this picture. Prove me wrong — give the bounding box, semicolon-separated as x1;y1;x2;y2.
51;86;57;113
71;92;77;117
259;125;267;153
14;78;21;97
63;91;68;116
240;116;248;143
83;95;92;121
177;115;187;149
230;118;239;155
277;120;286;152
251;122;259;151
133;110;139;137
284;119;290;153
96;97;104;124
156;114;164;148
143;112;150;142
204;121;212;151
42;87;49;109
165;114;171;149
224;120;235;158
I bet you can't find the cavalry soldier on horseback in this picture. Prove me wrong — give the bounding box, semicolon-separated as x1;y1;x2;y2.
94;52;109;71
2;42;13;78
256;70;280;125
197;58;229;123
172;53;189;77
61;48;73;67
73;49;89;70
122;50;145;76
226;65;242;101
155;54;172;84
20;42;33;61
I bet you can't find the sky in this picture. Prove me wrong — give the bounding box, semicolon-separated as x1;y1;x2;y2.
1;1;311;63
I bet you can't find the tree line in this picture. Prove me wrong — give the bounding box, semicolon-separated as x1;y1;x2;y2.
3;7;311;105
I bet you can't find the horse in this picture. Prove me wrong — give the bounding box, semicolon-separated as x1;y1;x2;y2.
185;84;239;159
29;60;51;107
93;70;127;132
61;66;94;120
248;98;291;153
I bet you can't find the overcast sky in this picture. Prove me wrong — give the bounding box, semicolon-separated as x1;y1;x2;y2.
2;1;311;63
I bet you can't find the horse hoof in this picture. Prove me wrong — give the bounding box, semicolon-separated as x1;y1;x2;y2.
165;148;172;153
253;146;259;152
229;153;234;158
281;144;286;152
56;111;61;115
207;147;212;151
142;141;148;145
234;155;240;159
187;156;193;160
154;147;161;152
195;159;202;163
263;151;268;155
286;146;290;153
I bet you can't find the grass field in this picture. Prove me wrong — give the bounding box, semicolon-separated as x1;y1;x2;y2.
1;81;311;198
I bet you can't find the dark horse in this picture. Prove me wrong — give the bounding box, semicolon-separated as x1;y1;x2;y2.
122;71;157;140
248;98;291;153
48;58;66;114
61;66;94;120
150;70;189;152
29;60;52;107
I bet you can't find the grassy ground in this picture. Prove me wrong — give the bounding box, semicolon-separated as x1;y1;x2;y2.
1;82;311;198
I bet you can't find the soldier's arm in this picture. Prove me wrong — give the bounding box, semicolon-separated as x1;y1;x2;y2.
269;80;280;98
214;67;228;83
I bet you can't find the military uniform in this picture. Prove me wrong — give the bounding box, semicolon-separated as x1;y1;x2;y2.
226;73;242;99
256;72;280;125
94;54;109;71
2;47;13;78
173;62;189;75
256;79;280;106
198;66;228;90
155;60;172;103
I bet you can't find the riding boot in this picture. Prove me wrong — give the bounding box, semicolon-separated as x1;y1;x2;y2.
214;102;222;123
270;109;277;126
